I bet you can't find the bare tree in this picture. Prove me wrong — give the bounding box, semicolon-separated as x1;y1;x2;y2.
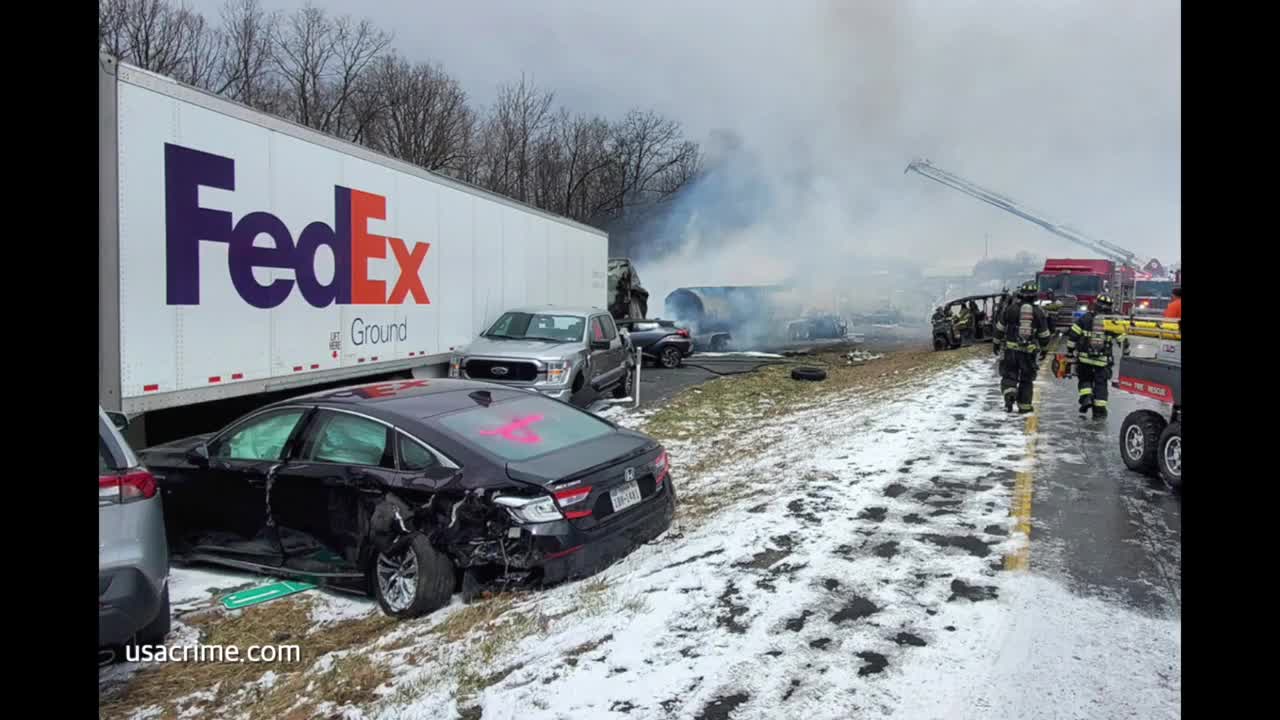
366;55;476;173
214;0;277;109
98;0;703;237
271;4;391;138
591;109;701;221
558;111;614;219
177;11;222;89
482;75;555;202
99;0;216;82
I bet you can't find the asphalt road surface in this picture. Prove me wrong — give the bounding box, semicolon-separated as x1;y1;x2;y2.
1020;354;1182;616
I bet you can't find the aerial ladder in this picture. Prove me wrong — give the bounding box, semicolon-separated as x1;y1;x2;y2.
905;158;1147;308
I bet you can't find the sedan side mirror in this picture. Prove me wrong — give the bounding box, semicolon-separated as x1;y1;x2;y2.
590;339;610;350
185;444;211;467
105;411;129;431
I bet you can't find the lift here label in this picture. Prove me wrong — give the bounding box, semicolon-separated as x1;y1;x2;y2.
163;143;431;309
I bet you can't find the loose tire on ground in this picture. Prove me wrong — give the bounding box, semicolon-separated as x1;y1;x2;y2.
659;346;682;368
933;336;947;351
1157;421;1182;491
373;534;454;618
791;366;827;382
1119;410;1166;476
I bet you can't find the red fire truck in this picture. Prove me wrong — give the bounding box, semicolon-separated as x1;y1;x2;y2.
1037;258;1137;327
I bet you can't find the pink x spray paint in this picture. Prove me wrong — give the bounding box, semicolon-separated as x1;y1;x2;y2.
478;414;546;444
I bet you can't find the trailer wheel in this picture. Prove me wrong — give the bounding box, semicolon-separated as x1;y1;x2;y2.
1157;422;1182;491
1119;410;1165;476
791;366;827;382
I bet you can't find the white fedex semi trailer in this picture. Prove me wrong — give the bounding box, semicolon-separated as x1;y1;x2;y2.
99;55;607;434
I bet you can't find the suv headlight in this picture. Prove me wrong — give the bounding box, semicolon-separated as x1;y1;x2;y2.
449;354;464;378
544;359;573;384
493;494;563;523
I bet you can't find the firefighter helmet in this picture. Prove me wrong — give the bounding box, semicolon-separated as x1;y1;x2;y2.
1017;281;1038;300
1094;294;1115;313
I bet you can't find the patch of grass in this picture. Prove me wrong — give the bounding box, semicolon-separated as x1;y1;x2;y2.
250;652;393;720
577;574;613;616
430;593;519;643
621;595;651;615
642;346;982;444
99;595;396;720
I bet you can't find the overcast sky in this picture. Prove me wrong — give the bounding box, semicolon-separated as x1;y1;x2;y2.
186;0;1180;278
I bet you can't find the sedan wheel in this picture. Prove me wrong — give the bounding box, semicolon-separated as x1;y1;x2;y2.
372;534;455;618
660;346;682;368
376;547;419;614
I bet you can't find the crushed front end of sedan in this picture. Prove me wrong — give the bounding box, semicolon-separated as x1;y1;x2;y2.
141;379;676;618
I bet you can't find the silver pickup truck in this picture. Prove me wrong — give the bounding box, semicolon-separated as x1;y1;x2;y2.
449;306;636;406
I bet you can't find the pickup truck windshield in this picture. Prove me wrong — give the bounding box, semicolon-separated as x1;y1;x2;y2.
485;312;585;343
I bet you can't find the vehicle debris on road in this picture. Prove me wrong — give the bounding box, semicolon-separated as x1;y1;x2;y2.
845;350;884;365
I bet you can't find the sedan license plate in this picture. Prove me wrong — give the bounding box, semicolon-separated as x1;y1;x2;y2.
610;481;642;513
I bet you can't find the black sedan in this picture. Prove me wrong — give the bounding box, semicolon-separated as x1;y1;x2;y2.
139;379;676;618
618;319;694;368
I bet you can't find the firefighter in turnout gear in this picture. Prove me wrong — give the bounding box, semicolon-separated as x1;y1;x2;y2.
993;282;1052;413
1065;293;1125;419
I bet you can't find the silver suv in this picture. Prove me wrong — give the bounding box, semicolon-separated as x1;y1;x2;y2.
450;306;635;405
99;406;170;657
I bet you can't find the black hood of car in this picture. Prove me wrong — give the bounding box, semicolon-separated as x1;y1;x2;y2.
505;429;656;486
138;433;214;469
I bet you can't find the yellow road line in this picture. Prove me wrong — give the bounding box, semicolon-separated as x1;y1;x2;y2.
1004;370;1043;572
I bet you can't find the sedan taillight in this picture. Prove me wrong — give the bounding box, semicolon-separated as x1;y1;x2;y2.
654;449;670;488
676;328;690;337
99;469;157;504
554;486;593;519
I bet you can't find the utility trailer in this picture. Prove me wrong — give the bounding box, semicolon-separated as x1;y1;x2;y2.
1110;318;1182;490
99;55;607;444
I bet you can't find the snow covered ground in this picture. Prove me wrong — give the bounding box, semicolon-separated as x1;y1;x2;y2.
101;355;1180;720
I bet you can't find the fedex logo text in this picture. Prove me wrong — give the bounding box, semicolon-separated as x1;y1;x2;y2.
165;143;431;309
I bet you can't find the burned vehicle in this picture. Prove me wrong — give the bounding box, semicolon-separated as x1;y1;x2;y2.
608;258;650;321
786;314;848;341
931;293;1003;350
139;379;676;618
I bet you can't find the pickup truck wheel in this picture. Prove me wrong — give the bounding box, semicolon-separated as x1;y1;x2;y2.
659;346;682;368
1119;410;1165;476
1157;422;1182;491
373;534;454;618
